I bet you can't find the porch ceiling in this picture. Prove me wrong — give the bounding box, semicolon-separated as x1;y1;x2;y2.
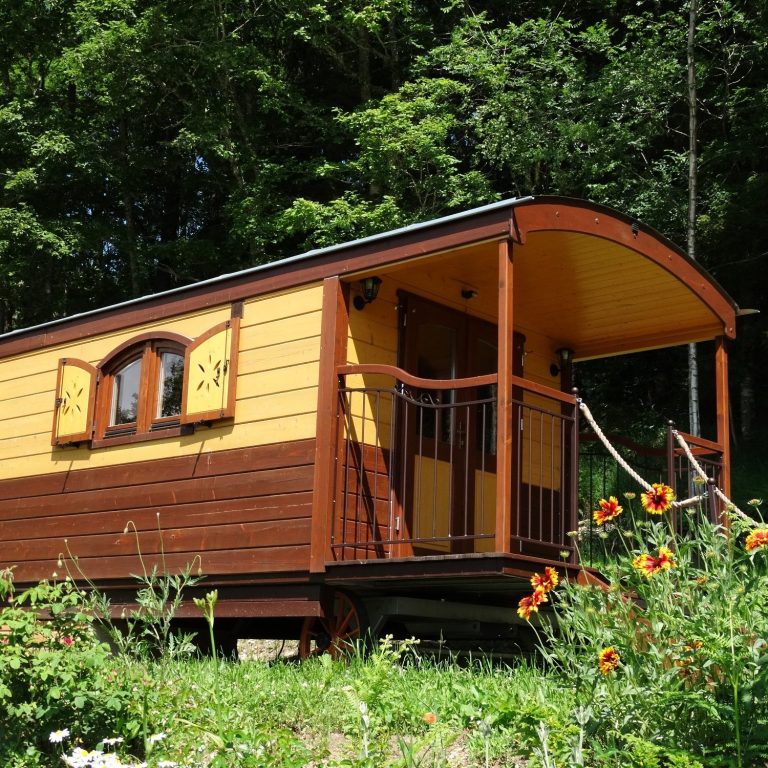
377;227;730;362
515;230;727;360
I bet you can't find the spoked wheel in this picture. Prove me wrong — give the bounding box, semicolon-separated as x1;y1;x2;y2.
299;590;368;660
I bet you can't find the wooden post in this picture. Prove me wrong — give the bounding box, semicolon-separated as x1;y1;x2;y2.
310;277;349;573
714;336;731;497
496;239;513;554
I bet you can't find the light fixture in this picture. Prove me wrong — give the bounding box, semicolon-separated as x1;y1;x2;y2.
353;276;382;310
550;347;575;377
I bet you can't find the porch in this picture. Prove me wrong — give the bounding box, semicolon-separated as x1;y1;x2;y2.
327;363;727;568
307;198;738;575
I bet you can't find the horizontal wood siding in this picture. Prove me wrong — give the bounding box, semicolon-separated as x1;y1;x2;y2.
0;285;323;481
1;440;315;585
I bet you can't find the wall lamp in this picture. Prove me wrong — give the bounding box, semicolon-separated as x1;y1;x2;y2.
550;347;575;377
353;276;382;310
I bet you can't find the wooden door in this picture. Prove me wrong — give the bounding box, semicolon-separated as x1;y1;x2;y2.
397;293;519;554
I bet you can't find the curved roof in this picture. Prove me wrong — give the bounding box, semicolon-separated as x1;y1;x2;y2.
0;196;738;358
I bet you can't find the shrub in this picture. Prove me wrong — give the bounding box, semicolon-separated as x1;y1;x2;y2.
0;575;135;765
537;495;768;766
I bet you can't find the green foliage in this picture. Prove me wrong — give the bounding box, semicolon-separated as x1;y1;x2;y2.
0;578;135;765
68;519;203;660
539;500;768;766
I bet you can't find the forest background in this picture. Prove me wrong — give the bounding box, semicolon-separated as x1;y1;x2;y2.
1;0;766;496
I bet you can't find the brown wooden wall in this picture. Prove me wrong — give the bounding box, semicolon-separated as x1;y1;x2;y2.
1;439;315;586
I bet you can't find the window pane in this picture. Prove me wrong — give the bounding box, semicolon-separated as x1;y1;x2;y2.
110;358;141;425
157;351;184;418
416;323;456;443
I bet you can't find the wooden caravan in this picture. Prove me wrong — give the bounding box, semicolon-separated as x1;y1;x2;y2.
0;197;739;654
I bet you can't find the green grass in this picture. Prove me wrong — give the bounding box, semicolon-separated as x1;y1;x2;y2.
129;644;574;767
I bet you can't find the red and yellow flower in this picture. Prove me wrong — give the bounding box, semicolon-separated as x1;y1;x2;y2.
593;496;623;525
517;588;548;620
531;566;559;594
598;646;620;675
746;528;768;553
641;483;675;515
655;546;675;570
632;546;676;577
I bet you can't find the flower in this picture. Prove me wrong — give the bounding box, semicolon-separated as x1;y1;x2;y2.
49;729;71;743
656;546;675;570
517;589;548;620
148;733;167;744
746;529;768;553
63;747;91;767
531;567;559;594
422;712;437;725
747;498;763;508
61;635;73;646
633;547;676;577
593;496;623;525
641;483;675;514
632;553;657;577
623;491;636;500
598;647;620;675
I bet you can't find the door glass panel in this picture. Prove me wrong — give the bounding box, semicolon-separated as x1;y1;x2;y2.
157;351;184;418
474;338;497;455
416;323;456;442
110;358;141;425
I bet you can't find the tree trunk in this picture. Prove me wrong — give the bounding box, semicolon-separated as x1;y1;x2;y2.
687;0;701;437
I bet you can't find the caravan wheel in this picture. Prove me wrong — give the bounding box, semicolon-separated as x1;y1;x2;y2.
299;590;368;659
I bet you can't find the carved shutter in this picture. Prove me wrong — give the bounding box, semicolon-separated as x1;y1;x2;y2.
51;358;97;445
181;318;240;424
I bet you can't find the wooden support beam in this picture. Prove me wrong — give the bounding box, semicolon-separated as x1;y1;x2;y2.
495;239;514;554
310;277;349;573
715;336;731;497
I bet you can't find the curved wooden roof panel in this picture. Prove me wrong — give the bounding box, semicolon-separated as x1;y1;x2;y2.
511;199;736;359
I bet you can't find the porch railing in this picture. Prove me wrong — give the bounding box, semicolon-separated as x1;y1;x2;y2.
578;423;724;566
330;364;578;561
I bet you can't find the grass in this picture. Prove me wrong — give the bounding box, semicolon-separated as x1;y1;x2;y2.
6;495;768;766
104;645;572;767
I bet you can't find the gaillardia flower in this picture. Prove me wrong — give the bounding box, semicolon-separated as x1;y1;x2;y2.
593;496;623;525
746;529;768;553
531;566;559;593
517;589;547;620
598;647;620;675
641;483;675;514
633;547;676;577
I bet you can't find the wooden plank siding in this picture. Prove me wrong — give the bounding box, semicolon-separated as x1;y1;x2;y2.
1;440;316;585
0;285;324;481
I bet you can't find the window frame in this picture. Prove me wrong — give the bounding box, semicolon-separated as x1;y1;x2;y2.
92;331;192;447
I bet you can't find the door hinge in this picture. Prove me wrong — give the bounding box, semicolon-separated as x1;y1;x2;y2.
394;515;401;532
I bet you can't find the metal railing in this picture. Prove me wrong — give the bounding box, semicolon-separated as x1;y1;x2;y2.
330;364;579;561
578;423;724;566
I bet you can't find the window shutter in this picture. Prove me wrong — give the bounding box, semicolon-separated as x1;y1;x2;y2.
181;318;240;424
51;358;97;445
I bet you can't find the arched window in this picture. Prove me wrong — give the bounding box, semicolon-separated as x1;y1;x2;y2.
52;318;240;447
97;333;189;439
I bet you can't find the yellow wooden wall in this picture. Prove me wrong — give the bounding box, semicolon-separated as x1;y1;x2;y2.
344;279;400;451
0;285;323;481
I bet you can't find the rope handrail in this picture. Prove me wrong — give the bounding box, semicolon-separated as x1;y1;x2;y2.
577;399;716;513
671;429;752;524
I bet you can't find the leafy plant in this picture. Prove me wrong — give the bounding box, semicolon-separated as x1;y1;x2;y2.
538;495;768;766
65;515;203;659
0;578;135;765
